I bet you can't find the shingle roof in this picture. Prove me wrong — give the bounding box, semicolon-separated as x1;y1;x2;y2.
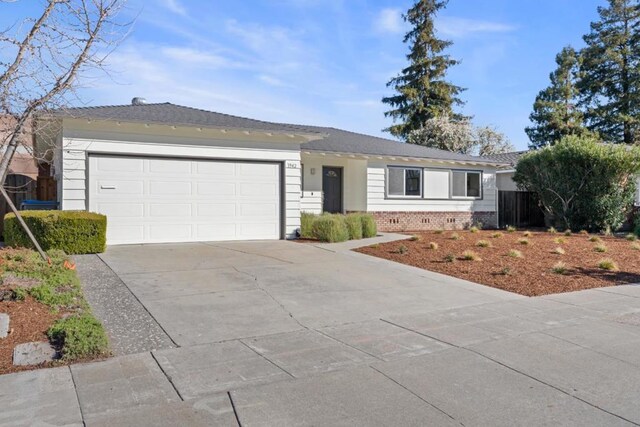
59;102;507;164
300;126;499;163
481;151;528;166
61;102;317;135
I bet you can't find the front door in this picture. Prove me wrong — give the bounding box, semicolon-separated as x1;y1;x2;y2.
322;166;343;213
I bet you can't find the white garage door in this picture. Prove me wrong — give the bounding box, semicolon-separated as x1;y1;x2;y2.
88;155;281;245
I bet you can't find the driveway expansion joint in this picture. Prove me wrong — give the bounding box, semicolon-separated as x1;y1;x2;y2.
150;350;185;401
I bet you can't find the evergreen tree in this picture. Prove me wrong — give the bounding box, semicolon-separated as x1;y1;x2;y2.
526;46;590;149
579;0;640;144
382;0;465;140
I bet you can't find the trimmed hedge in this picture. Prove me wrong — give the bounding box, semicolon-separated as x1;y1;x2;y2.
361;214;377;238
4;210;107;254
300;212;317;239
344;214;364;240
311;214;349;243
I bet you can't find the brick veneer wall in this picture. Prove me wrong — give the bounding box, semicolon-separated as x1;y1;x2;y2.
370;211;498;232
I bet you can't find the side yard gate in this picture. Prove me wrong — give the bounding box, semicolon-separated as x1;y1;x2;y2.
498;191;545;229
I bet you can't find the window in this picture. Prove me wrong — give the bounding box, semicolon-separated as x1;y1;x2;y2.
452;171;482;198
424;169;450;199
387;167;422;197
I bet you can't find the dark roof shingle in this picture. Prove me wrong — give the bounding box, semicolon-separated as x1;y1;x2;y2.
60;102;507;164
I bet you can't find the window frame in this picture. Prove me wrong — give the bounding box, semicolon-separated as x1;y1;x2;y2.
386;166;423;198
451;170;483;200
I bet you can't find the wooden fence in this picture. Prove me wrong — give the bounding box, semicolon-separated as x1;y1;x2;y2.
498;190;545;229
0;174;38;237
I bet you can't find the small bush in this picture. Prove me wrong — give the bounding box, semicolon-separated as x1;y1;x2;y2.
506;226;516;233
579;229;589;235
491;232;504;238
300;212;318;239
598;258;618;271
469;226;479;233
523;231;533;237
552;261;568;275
360;214;378;238
460;250;481;261
344;214;364;240
5;211;106;254
554;237;566;244
625;233;638;242
476;240;491;248
500;267;512;276
518;238;530;245
395;245;408;254
594;244;608;253
564;230;573;236
311;215;349;243
429;242;439;250
632;242;640;251
369;243;380;249
548;227;558;234
444;253;455;262
48;314;109;361
589;236;602;243
450;232;462;241
553;247;566;255
409;235;421;242
508;249;523;258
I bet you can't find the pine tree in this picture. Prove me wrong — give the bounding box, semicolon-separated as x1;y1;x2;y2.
526;46;590;149
382;0;465;140
579;0;640;144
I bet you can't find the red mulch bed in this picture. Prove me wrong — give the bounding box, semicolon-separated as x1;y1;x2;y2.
0;295;61;375
355;230;640;296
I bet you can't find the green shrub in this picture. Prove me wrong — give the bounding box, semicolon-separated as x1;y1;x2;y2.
513;136;640;232
523;231;533;237
469;226;479;233
553;247;566;255
395;245;408;254
360;214;377;238
409;235;421;242
625;233;638;242
491;232;504;238
48;314;109;361
597;258;618;271
506;226;516;233
508;249;523;258
4;211;106;254
300;212;318;239
552;261;568;275
344;214;364;240
461;250;481;261
594;244;608;253
311;214;349;243
476;240;491;248
444;253;455;262
428;242;439;250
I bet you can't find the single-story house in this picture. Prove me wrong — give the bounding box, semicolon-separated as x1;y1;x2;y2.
35;100;509;245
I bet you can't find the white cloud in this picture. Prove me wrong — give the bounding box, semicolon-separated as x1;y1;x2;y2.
159;0;187;17
437;17;516;38
161;47;242;69
258;75;289;87
374;8;404;34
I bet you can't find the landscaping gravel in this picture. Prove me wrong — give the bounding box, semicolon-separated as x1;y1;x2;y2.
74;254;175;355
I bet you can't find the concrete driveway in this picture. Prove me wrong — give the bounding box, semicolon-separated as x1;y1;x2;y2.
3;238;640;426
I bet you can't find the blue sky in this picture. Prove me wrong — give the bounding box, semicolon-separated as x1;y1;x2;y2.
3;1;605;149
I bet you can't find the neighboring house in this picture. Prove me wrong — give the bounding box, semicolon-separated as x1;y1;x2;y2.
37;100;508;245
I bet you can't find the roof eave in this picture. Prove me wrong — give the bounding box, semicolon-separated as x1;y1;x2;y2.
302;149;509;167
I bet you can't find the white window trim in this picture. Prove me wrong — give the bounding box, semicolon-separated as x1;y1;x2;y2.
451;170;483;200
386;166;423;198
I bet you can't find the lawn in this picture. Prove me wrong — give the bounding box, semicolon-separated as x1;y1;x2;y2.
0;248;109;375
355;229;640;296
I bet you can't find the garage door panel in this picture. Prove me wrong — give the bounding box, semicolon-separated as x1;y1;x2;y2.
148;159;191;173
149;203;192;217
97;202;144;218
195;162;235;175
96;157;144;172
96;180;143;195
89;155;281;244
196;182;236;196
196;203;236;217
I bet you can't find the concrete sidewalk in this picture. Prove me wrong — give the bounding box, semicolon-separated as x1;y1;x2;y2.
2;240;640;426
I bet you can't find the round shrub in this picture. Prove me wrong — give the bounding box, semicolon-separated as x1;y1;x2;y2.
4;210;107;254
312;214;349;243
344;214;364;240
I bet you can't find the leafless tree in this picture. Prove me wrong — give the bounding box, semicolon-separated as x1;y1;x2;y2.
0;0;129;258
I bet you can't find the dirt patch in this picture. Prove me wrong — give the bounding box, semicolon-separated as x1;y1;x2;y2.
0;296;60;375
355;230;640;296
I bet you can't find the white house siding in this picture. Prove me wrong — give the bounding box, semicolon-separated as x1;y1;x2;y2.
300;154;367;213
496;171;521;192
367;161;499;230
57;124;302;240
